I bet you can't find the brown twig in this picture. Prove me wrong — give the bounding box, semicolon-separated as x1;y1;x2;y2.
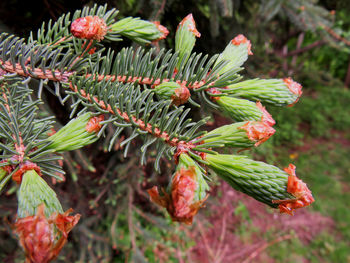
282;40;326;57
241;234;294;263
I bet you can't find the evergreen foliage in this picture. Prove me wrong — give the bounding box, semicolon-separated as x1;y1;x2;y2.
0;3;318;261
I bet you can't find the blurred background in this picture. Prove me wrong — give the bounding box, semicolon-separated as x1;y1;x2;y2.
1;0;350;262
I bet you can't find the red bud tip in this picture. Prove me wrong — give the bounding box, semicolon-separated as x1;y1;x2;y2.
152;21;169;41
256;101;275;126
172;85;190;106
86;115;104;133
239;121;275;146
71;16;107;41
272;164;314;215
12;162;42;184
231;34;253;55
179;14;201;37
283;77;303;106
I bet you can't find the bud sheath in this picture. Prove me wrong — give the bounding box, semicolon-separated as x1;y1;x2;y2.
204;121;275;148
205;154;293;207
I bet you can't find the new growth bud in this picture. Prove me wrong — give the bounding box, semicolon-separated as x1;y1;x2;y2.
223;78;303;106
215;96;275;125
213;34;253;75
154;82;190;106
175;14;201;70
205;154;295;207
71;16;107;41
110;17;169;45
204;121;275;148
147;154;209;224
14;169;80;262
45;113;103;153
14;204;80;263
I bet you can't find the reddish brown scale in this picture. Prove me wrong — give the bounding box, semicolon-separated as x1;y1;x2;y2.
86;115;105;133
256;101;275;126
172;85;191;106
47;128;56;136
71;16;107;41
283;77;303;107
238;121;276;146
272;164;315;215
231;34;253;55
0;160;13;174
207;87;222;101
147;167;208;225
174;141;195;164
12;161;42;184
151;21;169;42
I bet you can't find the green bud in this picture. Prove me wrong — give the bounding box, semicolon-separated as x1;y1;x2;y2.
216;96;275;125
205;154;293;207
213;34;253;75
204;121;275;148
45;113;103;153
223;78;302;106
110;17;169;45
175;14;201;70
154;81;190;106
17;170;63;218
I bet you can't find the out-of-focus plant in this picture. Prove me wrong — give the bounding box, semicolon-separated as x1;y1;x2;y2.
0;4;315;261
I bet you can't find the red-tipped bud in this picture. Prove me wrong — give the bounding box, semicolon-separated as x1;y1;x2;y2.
71;16;107;41
272;164;315;215
154;81;191;106
178;14;201;37
152;21;169;42
14;204;80;263
283;77;303;106
239;121;275;146
231;34;253;55
256;101;275;126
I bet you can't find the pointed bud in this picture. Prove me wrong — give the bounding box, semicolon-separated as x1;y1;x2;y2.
223;78;303;106
14;204;80;263
154;81;190;106
147;154;209;224
215;96;275;125
213;34;252;75
45;113;103;153
272;164;314;215
205;153;294;207
71;16;107;41
175;14;200;70
110;17;168;45
204;121;275;148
